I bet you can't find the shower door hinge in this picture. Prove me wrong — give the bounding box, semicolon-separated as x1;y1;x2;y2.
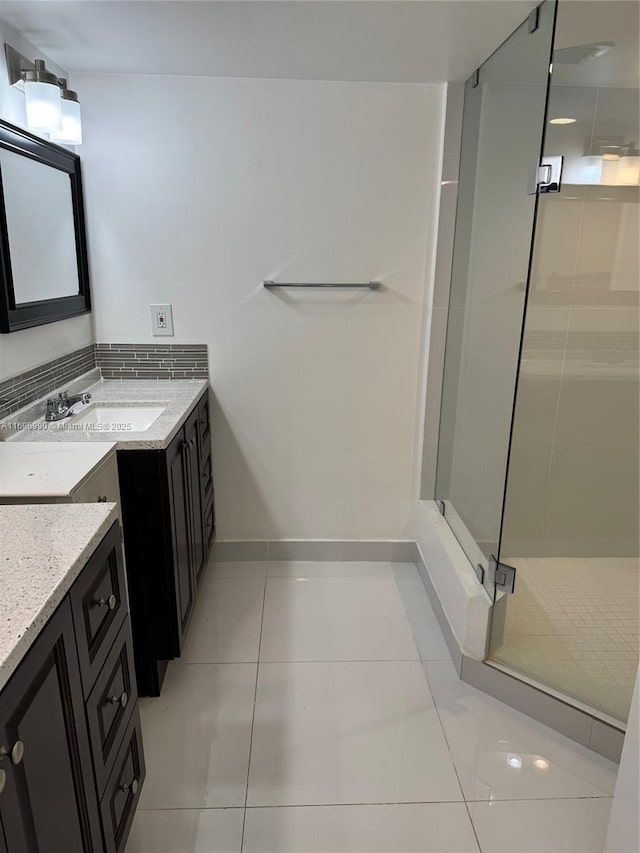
489;556;516;594
436;500;446;516
528;155;564;195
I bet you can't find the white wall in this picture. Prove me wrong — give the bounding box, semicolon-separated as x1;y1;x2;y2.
75;74;443;540
0;19;93;381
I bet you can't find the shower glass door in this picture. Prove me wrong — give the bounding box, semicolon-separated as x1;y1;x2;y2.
435;1;557;593
494;0;640;721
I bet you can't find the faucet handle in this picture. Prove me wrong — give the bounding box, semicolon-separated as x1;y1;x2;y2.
81;392;92;404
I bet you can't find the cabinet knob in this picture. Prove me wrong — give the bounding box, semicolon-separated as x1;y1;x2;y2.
120;778;138;796
107;691;128;708
0;741;24;765
95;594;117;610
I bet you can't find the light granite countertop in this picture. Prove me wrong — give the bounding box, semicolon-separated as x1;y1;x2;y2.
0;442;117;497
0;374;208;450
0;502;118;692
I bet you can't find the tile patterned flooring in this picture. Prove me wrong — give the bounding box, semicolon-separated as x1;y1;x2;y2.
494;557;639;721
126;561;618;853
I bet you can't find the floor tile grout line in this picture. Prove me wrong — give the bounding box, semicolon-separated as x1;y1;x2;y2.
418;656;485;851
240;571;268;851
135;793;614;814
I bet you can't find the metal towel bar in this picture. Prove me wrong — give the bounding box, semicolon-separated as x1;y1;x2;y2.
264;280;381;290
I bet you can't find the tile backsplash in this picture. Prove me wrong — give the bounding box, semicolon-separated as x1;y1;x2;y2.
0;344;95;420
95;344;208;380
0;343;209;420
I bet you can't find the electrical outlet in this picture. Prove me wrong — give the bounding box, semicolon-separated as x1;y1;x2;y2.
150;304;174;336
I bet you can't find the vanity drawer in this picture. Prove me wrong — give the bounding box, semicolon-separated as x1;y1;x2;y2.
100;708;145;853
86;617;137;795
73;451;121;512
70;521;128;695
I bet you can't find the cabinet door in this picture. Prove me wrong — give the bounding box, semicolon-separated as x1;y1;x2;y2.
0;599;101;853
185;408;205;585
166;427;195;651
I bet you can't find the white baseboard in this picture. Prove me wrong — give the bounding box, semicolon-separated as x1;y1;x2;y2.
211;539;419;563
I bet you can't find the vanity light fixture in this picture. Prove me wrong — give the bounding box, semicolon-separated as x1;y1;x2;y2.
4;44;82;143
549;117;576;125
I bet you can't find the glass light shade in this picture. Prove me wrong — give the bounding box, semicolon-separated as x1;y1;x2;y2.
52;98;82;145
601;156;620;184
618;155;640;185
24;80;61;132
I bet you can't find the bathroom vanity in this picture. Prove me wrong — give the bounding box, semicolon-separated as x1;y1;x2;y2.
0;504;144;853
116;386;214;695
1;376;216;696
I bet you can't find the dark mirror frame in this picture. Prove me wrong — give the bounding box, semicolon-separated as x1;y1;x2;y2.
0;118;91;333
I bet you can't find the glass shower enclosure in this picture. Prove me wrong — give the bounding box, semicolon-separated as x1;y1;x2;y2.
435;0;639;721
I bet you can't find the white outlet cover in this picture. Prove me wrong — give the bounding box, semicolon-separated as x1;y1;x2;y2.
150;304;174;336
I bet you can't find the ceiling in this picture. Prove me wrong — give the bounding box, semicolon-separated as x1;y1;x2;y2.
0;0;537;83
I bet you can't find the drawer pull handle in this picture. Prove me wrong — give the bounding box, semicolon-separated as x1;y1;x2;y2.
94;594;117;610
107;691;128;709
120;778;138;796
97;495;108;503
0;741;24;765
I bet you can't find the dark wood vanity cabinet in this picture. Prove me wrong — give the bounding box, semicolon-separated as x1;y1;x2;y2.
117;391;215;696
0;600;102;853
0;521;144;853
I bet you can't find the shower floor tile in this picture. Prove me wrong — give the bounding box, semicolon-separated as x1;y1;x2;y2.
492;557;639;720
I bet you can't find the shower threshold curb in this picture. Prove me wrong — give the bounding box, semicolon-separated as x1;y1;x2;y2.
414;545;626;764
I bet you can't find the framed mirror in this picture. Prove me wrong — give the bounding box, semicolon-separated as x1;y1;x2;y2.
0;119;90;333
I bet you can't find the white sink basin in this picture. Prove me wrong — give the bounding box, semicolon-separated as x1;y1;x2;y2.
71;403;166;432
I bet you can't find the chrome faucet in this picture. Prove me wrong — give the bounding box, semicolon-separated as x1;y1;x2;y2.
45;391;92;422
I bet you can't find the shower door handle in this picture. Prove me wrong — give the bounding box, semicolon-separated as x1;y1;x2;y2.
528;155;563;194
